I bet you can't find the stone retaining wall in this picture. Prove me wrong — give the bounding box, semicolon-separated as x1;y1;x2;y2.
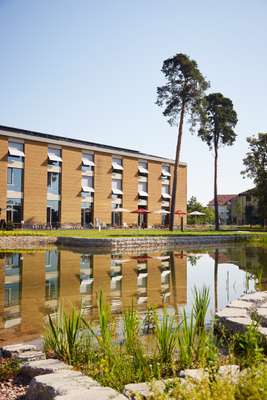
0;236;57;249
58;234;250;251
0;233;252;251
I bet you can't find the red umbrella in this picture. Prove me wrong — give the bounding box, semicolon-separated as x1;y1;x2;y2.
175;210;187;215
131;255;152;261
131;208;151;213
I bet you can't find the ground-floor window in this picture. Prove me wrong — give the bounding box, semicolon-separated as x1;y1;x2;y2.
138;206;148;228
47;200;60;227
6;198;23;225
81;202;93;227
161;208;170;226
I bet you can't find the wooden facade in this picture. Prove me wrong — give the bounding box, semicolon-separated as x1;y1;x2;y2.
0;126;187;227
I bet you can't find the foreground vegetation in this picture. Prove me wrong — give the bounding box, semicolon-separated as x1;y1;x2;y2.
43;289;267;397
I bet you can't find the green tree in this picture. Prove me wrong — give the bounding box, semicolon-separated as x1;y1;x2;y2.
156;53;208;231
187;196;214;225
198;93;238;230
242;133;267;226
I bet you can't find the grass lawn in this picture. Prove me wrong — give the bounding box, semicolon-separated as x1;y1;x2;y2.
0;228;266;239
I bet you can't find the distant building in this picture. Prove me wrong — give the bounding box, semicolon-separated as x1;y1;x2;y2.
208;195;237;224
230;189;259;225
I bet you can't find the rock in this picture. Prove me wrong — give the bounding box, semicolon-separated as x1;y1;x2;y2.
216;307;248;319
218;365;240;383
124;381;165;399
55;387;127;399
256;308;267;319
26;370;100;400
17;350;46;362
226;299;254;309
1;343;37;357
241;292;267;303
21;358;72;379
180;369;208;382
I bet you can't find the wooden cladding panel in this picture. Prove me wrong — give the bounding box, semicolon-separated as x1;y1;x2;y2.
24;141;47;224
92;255;111;309
170;253;187;308
148;161;162;226
21;253;45;335
59;251;81;310
94;153;112;224
61;147;81;224
170;164;187;224
121;260;137;308
123;157;138;224
147;256;162;306
0;136;7;215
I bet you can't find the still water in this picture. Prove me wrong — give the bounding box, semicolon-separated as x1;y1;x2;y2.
0;244;266;345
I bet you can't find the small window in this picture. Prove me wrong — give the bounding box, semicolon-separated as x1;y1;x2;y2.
138;160;148;175
8;142;25;162
112;157;123;171
7;168;23;192
48;148;62;166
47;172;61;194
81;176;94;192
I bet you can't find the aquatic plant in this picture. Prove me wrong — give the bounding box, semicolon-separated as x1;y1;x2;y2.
154;307;178;365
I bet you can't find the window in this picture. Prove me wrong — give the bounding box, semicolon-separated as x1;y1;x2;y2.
6;198;23;224
47;200;60;226
47;172;60;194
162;164;171;177
138;181;148;196
82;153;94;173
81;202;93;227
112;157;123;171
48;148;62;166
7;168;23;192
8;142;24;162
138;160;148;175
82;176;94;192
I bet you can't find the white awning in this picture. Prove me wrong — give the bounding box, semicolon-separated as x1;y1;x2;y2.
138;166;149;174
162;169;171;177
82;186;95;193
112;162;123;171
48;152;62;162
138;190;148;197
82;157;95;166
137;272;148;279
112;188;123;195
8;146;25;157
161;270;171;278
162;193;171;199
111;275;123;281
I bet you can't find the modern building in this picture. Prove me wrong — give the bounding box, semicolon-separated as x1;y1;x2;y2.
0;125;187;228
230;188;260;225
208;194;237;225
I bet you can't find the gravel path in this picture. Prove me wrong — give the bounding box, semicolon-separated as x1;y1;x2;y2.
0;376;29;400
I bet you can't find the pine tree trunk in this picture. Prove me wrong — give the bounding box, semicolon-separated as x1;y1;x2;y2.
214;248;219;312
214;143;219;231
169;103;185;231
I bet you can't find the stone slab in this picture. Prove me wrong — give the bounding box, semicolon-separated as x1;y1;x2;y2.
218;365;240;383
216;307;248;319
226;299;254;309
21;358;72;379
55;387;127;400
1;343;37;357
17;350;46;362
241;292;267;302
180;368;208;382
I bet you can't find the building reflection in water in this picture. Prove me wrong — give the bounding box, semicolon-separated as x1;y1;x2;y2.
0;245;259;346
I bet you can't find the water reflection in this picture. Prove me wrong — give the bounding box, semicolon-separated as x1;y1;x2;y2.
0;244;265;345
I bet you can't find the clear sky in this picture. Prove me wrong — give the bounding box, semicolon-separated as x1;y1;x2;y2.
0;0;266;204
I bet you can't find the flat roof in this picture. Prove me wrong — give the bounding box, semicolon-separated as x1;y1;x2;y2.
0;124;187;166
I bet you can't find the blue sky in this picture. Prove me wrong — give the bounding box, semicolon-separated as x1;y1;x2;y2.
0;0;266;204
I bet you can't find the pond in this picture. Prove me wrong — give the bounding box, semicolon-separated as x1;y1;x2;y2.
0;243;266;346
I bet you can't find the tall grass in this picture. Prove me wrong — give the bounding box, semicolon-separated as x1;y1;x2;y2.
43;305;87;364
154;308;178;365
43;288;265;392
